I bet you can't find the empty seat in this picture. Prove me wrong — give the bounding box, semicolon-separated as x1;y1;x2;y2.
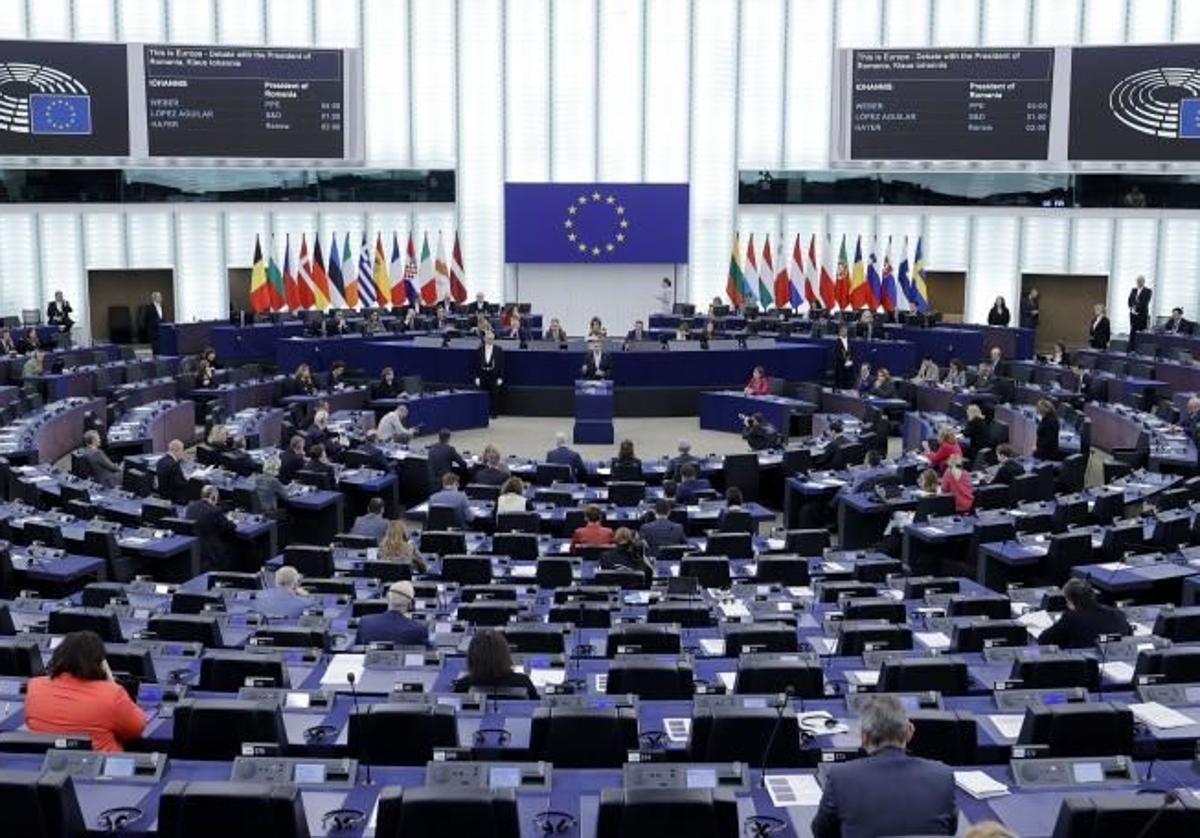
606;659;694;700
734;656;823;698
1134;647;1200;684
1016;702;1133;757
835;622;913;656
753;556;810;586
249;627;329;651
704;533;752;558
878;658;970;695
348;704;458;765
647;602;712;628
47;607;123;642
595;788;739;838
157;781;310;838
842;597;906;624
605;625;681;657
0;769;86;838
689;707;804;767
457;601;523;626
502;624;566;655
374;787;519;838
441;554;492;585
0;638;45;676
198;651;290;692
908;710;978;765
722;623;799;657
951;620;1027;653
1011;655;1100;691
171;699;287;760
1152;606;1200;642
529;707;638;768
678;557;731;589
946;594;1012;620
147;615;224;648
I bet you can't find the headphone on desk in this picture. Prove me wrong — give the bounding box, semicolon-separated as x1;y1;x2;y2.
320;808;365;832
97;806;143;833
533;810;577;835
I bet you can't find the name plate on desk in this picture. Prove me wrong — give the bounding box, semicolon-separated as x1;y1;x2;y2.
541;693;637;710
845;691;941;713
1099;636;1170;660
364;649;441;669
992;686;1088;711
236;687;333;710
127;639;203;658
622;762;748;791
427;761;552;790
388;692;482;712
1010;756;1137;788
43;750;167;783
1136;681;1200;705
230;757;356;788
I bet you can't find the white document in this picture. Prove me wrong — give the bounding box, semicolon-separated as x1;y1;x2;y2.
1017;610;1054;632
594;673;608;692
663;717;692;744
1129;702;1196;730
954;770;1010;800
914;631;951;650
719;601;750;619
529;669;566;689
987;715;1025;740
320;653;365;686
766;538;786;551
699;638;726;657
717;672;737;692
787;586;814;599
847;670;880;687
1099;661;1135;684
508;564;537;579
809;637;838;655
764;774;823;808
1095;562;1129;572
776;602;794;613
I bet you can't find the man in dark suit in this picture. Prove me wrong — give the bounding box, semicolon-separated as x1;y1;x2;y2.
581;339;612;380
546;433;586;482
80;430;121;488
666;439;699;481
638;499;686;557
811;695;957;838
1089;303;1111;350
46;290;73;333
140;291;167;353
350;497;390;542
1038;578;1131;649
1127;275;1152;334
279;435;307;483
427;429;468;485
990;443;1025;486
475;331;505;417
372;367;402;400
184;484;238;572
675;464;713;503
473;449;509;486
1020;287;1040;330
818;420;851;471
1162;307;1194;335
1035;399;1061;461
356;582;429;646
426;472;475;528
855;311;881;341
329;310;352;335
832;325;854;389
466;293;492;316
352;430;390;471
155;439;188;504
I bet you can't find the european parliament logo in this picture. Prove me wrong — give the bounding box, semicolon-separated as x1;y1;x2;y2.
0;61;91;135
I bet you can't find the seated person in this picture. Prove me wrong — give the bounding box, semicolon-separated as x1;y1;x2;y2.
638;498;685;557
922;427;962;471
544;318;568;344
306;442;336;477
155;439;188;504
811;695;956;838
973;361;995;391
1048;341;1068;366
0;327;16;355
328;361;351;389
378;520;428;572
990;444;1024;485
744;365;769;395
611;439;642;472
279;435;308;483
817;420;851;471
742;412;780;451
329;310;352;335
372;367;401;400
355;582;428;647
939;454;974;514
184;484;238;572
350;497;390;542
601;527;651;578
362;309;386;335
255;566;313;619
453;629;539;699
195;358;216;388
871;367;898;399
675;463;713;503
290;363;316;396
80;429;121;489
667;439;699;480
854;362;873;394
253;456;289;514
427;472;475;528
571;504;614;549
916;468;941;495
378;404;416;444
1038;578;1131;648
473;444;510;486
625;320;649;343
915;356;940;383
944;358;968;388
716;487;746;529
352;430;389;471
496;476;528;515
698;319;718;347
546;432;586;482
24;630;148;752
1161;306;1193;335
1035;399;1061;461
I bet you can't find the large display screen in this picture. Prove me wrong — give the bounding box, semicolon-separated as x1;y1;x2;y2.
0;39;130;156
844;48;1055;161
1068;44;1200;161
143;45;348;159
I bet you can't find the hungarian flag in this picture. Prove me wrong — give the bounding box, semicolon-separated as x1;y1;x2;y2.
818;234;836;309
726;232;747;307
282;235;300;310
757;235;774;309
418;232;437;305
296;234;315;309
834;235;851;310
880;237;898;314
773;236;791;308
373;233;390;304
265;237;286;311
248;235;270;313
849;235;869;310
389;231;406;306
788;234;805;309
401;231;419;305
803;234;820;307
311;234;331;311
449;231;468;303
326;232;347;309
434;231;452;303
357;233;377;307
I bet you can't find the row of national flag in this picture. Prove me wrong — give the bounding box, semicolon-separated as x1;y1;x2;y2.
725;232;930;314
249;230;468;313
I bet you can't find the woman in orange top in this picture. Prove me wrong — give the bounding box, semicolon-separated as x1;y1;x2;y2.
571;504;615;550
744;366;769;395
940;454;975;514
923;427;963;471
24;630;147;752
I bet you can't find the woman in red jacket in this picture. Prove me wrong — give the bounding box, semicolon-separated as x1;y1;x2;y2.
744;365;769;395
923;427;963;471
940;454;974;513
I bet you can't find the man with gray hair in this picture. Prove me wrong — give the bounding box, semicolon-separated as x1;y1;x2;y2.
667;438;698;481
811;695;957;838
254;565;311;619
80;429;121;488
354;581;428;647
545;432;585;482
183;484;237;572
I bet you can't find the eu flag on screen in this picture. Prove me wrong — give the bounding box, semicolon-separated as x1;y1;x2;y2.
505;183;689;264
30;94;93;135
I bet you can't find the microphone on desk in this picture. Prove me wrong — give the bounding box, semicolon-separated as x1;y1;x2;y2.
758;685;794;789
346;670;372;785
1132;789;1181;838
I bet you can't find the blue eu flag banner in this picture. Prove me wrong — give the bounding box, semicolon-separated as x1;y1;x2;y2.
30;94;93;135
504;183;688;264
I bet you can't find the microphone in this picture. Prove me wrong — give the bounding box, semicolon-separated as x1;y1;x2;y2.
346;671;372;785
1133;790;1181;838
758;686;794;789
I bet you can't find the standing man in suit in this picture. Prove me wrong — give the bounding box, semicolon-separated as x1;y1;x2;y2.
1089;303;1111;350
80;430;121;488
475;331;505;417
1127;275;1152;334
1035;399;1061;461
1020;287;1040;330
46;290;73;333
832;324;854;390
155;439;188;504
141;291;167;354
581;339;611;380
355;581;429;646
427;429;468;486
184;484;238;572
546;432;586;482
638;499;685;557
1038;578;1131;648
811;695;957;838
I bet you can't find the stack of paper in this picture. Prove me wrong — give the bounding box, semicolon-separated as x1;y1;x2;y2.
663;718;692;744
719;601;750;619
846;670;880;687
319;654;365;686
764;774;824;807
987;715;1026;740
1099;661;1135;683
914;631;951;650
954;771;1010;800
1017;610;1054;632
1129;702;1196;730
529;669;566;689
698;638;726;657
